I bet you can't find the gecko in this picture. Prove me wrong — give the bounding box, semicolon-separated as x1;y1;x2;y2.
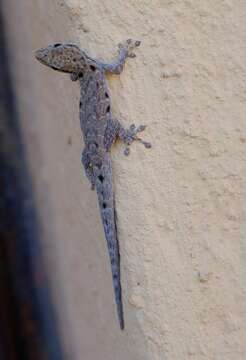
35;39;151;330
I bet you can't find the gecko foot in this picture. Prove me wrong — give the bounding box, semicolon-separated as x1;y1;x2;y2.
118;39;141;59
119;124;151;156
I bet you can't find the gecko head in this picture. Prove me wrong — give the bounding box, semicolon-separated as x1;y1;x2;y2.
35;43;87;73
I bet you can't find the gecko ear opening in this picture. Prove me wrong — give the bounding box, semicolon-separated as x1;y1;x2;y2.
70;73;79;81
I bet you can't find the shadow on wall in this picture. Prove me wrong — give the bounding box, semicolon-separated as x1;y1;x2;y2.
0;3;64;359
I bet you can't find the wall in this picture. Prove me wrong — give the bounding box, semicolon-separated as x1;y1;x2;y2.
2;0;246;359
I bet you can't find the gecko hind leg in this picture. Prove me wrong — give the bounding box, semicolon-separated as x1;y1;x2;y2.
104;118;151;155
81;150;96;190
119;123;152;156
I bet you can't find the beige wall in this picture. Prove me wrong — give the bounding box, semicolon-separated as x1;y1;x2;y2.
3;0;246;359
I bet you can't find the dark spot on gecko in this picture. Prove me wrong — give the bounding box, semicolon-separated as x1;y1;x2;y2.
72;58;77;62
106;105;110;113
98;175;104;182
90;65;96;71
96;82;99;89
79;101;82;108
78;72;84;78
54;43;61;48
105;92;109;98
102;203;107;209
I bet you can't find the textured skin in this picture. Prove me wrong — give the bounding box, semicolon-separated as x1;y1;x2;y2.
35;40;151;329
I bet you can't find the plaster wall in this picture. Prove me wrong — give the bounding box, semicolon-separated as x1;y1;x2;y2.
2;1;246;359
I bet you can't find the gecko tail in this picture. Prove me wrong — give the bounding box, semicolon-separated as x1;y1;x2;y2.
95;157;124;330
114;215;124;330
106;210;124;330
117;288;124;330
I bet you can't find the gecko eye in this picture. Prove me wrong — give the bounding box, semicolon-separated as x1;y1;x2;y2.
54;43;61;48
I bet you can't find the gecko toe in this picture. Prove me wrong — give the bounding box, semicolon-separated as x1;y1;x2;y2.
143;142;152;149
124;147;130;156
129;124;136;131
137;125;146;132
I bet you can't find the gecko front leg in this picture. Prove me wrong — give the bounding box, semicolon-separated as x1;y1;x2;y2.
98;39;141;75
104;118;151;155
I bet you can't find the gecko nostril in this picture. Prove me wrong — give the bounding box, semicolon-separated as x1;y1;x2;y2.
90;65;96;71
106;105;110;113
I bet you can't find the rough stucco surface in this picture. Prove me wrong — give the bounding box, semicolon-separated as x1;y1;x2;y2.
2;0;246;359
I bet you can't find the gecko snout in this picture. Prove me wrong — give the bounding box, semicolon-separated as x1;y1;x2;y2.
35;48;48;64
